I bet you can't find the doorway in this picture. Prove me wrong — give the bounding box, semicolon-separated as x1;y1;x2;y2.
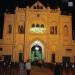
51;53;55;63
62;56;70;65
74;56;75;63
31;44;42;62
19;53;23;61
4;55;11;63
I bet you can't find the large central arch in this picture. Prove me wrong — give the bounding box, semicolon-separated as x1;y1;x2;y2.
30;40;44;62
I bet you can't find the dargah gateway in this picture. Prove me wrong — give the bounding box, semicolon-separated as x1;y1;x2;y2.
0;1;75;64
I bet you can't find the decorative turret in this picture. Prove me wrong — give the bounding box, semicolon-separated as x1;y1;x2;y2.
30;0;46;9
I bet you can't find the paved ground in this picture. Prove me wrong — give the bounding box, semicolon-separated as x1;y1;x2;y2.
29;66;52;75
25;66;75;75
0;65;75;75
21;65;75;75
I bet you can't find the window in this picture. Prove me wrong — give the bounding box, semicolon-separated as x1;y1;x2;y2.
64;25;68;36
33;6;43;9
55;26;57;34
36;24;39;27
33;6;36;9
31;24;44;28
50;26;57;34
50;26;54;34
18;25;25;34
41;24;44;28
37;5;39;9
8;24;12;33
52;53;55;63
40;6;43;9
32;24;35;27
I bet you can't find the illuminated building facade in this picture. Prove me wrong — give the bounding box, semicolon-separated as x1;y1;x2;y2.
0;1;75;63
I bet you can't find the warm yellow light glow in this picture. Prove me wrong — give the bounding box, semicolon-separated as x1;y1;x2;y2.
52;45;56;52
30;28;46;33
0;1;74;63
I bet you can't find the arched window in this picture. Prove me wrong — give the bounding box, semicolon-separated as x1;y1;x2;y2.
55;26;57;34
50;26;54;34
64;25;69;36
8;24;12;33
18;25;25;34
50;26;57;34
36;24;39;27
41;24;44;28
33;6;36;9
32;24;35;27
37;5;40;9
40;6;43;9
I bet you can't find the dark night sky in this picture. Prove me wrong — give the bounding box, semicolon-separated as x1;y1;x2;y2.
0;0;75;39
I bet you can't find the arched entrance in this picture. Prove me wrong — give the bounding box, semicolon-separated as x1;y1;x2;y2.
31;40;44;62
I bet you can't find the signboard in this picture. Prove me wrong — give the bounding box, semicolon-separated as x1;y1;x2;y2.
30;28;46;33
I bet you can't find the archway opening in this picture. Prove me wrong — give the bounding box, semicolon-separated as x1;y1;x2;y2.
31;44;42;62
30;40;44;63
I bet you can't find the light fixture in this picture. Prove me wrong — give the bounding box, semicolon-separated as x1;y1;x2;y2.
35;46;39;51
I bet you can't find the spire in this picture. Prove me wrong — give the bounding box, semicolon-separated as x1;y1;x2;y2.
31;0;46;9
37;0;41;6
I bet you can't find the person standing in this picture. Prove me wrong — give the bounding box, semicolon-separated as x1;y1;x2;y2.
65;62;68;75
54;63;61;75
19;60;24;75
26;60;31;75
72;63;75;75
